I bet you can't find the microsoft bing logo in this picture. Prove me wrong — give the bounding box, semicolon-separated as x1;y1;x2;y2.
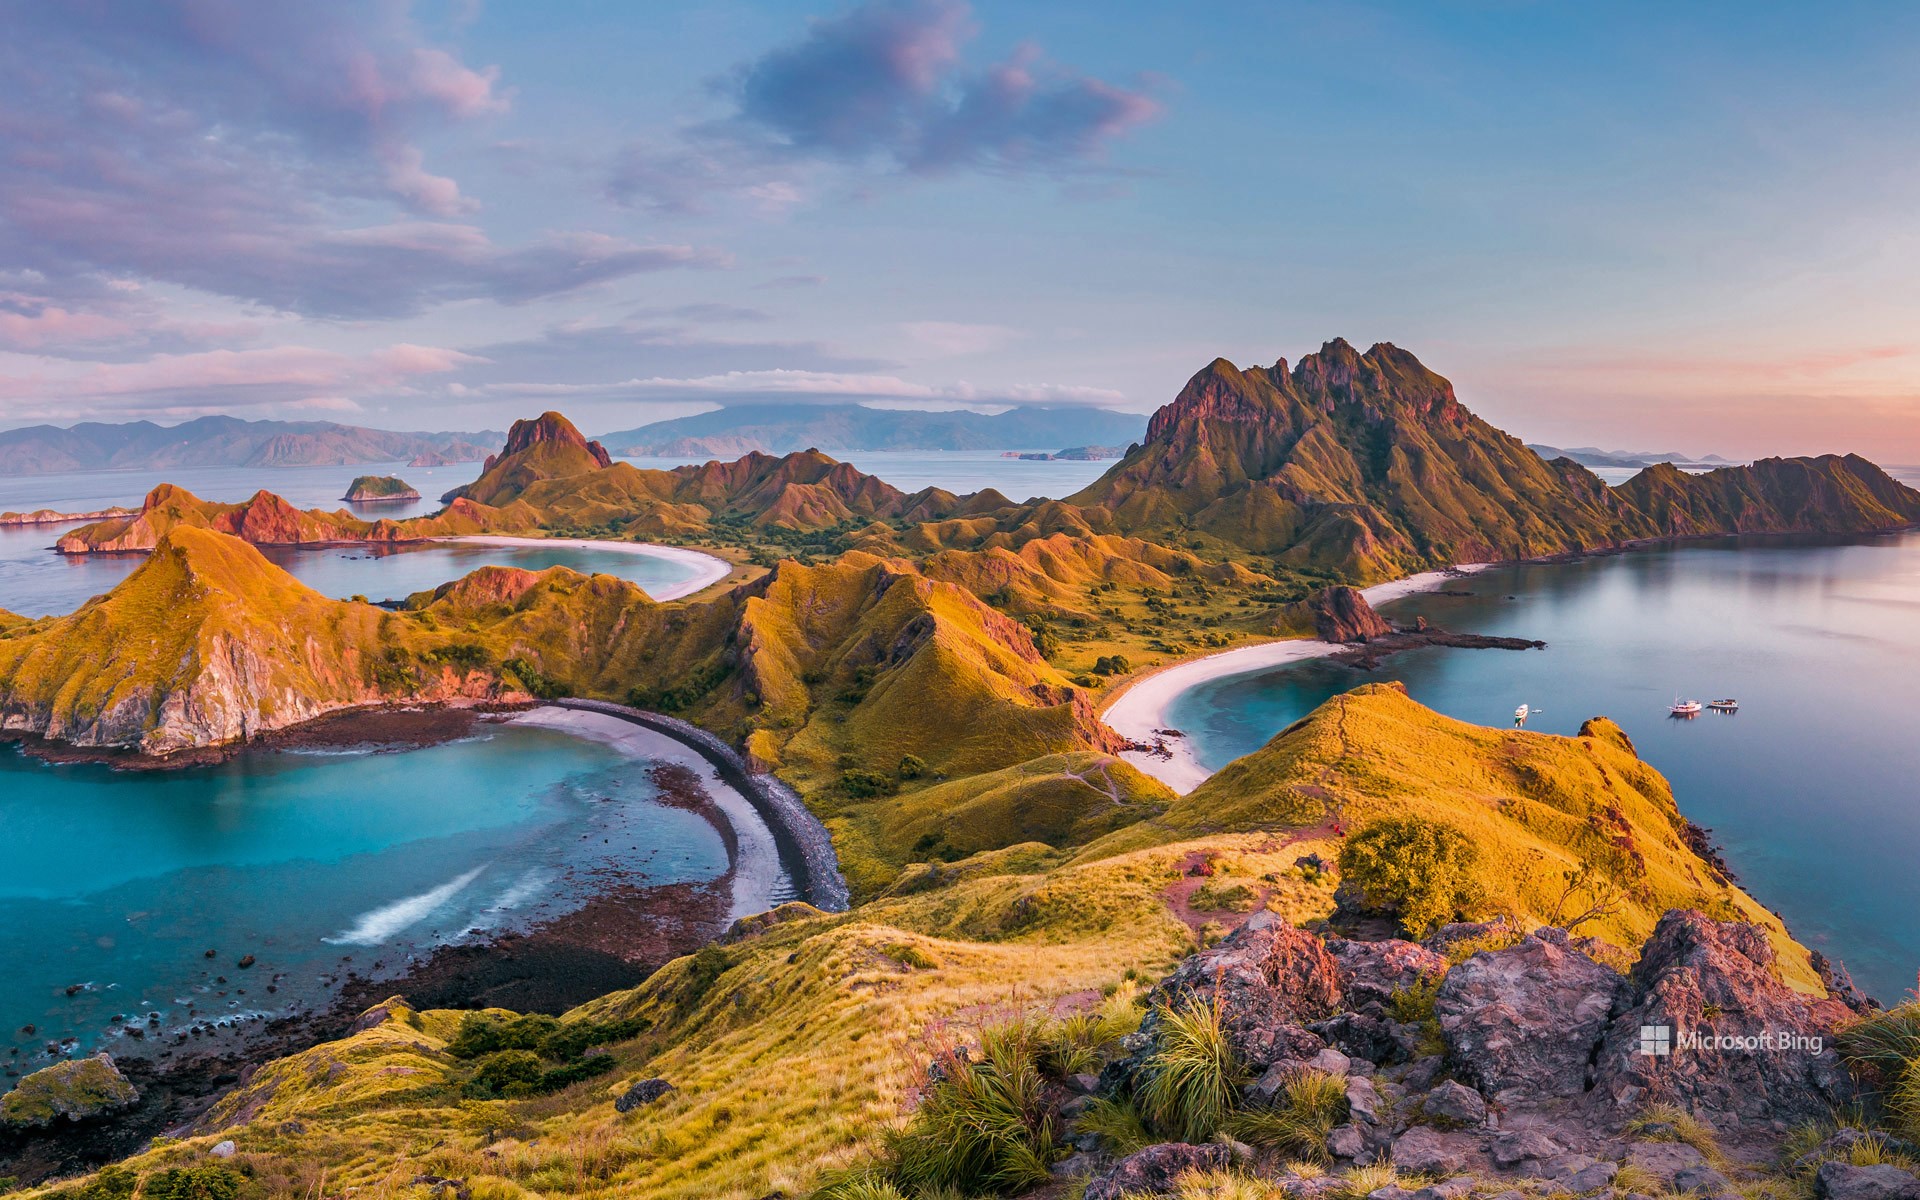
1638;1025;1672;1057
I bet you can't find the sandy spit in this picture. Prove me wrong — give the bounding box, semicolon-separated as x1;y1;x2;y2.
507;706;788;920
443;536;732;601
1101;566;1491;794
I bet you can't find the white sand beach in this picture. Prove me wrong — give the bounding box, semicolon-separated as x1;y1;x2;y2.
508;706;789;919
445;536;732;601
1102;565;1490;794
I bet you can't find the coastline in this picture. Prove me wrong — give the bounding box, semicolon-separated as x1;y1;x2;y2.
441;535;732;600
507;706;794;919
1102;566;1491;793
547;698;852;912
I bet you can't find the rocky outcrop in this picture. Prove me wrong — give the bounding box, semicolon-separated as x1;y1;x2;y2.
1085;1143;1233;1200
1136;912;1341;1070
1435;929;1628;1104
1590;910;1858;1123
1088;907;1870;1194
1815;1161;1920;1200
0;1054;138;1128
1301;586;1394;643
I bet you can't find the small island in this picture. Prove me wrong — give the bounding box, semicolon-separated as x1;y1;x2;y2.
341;475;421;503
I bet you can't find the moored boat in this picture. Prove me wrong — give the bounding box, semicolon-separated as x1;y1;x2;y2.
1708;698;1739;711
1670;699;1704;716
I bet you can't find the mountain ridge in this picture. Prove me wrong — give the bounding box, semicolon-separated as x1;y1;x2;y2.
0;416;501;474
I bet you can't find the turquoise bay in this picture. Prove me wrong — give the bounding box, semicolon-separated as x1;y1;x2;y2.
0;722;729;1061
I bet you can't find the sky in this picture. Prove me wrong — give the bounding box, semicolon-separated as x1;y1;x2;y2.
4;0;1920;459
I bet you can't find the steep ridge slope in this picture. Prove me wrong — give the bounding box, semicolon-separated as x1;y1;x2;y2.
443;411;615;506
1068;340;1642;578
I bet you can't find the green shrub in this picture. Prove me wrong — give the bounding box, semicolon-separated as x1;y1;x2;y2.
898;754;927;780
1385;977;1445;1058
891;1021;1061;1195
502;656;566;700
1091;654;1132;676
1338;817;1484;936
1137;994;1245;1142
841;769;898;799
466;1049;547;1098
142;1167;243;1200
76;1168;136;1200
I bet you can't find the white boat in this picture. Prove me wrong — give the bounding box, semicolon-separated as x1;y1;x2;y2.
1708;698;1739;712
1514;703;1530;724
1670;699;1703;716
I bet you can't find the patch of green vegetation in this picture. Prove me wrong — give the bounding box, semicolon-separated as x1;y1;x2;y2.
1384;977;1446;1058
1137;995;1245;1142
141;1166;244;1200
1338;817;1485;937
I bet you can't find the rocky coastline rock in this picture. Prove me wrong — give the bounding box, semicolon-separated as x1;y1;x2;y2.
0;1054;139;1128
1302;586;1394;643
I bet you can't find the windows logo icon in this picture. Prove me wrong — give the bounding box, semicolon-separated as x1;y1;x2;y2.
1638;1025;1673;1057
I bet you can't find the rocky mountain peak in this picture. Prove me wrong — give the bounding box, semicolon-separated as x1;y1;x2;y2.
483;411;612;474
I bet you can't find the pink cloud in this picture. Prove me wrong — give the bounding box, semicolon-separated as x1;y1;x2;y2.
0;342;482;408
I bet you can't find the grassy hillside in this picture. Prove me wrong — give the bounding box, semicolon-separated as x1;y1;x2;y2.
1087;681;1819;989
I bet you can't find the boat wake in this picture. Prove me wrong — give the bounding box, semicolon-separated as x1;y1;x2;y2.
325;865;489;946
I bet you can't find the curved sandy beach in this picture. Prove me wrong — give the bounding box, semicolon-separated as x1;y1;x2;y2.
1103;566;1489;794
445;536;732;601
508;706;792;920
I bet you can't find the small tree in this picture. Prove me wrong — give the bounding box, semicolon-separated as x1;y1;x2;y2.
1338;817;1484;937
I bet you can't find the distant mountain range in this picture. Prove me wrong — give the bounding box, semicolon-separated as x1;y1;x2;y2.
0;417;502;474
597;403;1148;457
1528;443;1734;469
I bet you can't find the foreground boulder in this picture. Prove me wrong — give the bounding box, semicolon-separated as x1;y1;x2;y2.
1814;1161;1920;1200
1138;912;1342;1070
1591;910;1857;1123
1085;1142;1234;1200
0;1054;139;1128
1434;928;1626;1104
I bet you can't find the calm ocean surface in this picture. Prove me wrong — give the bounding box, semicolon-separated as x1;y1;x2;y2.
0;721;728;1062
1169;531;1920;1001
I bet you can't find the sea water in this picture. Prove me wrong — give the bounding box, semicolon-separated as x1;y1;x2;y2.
0;722;729;1060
